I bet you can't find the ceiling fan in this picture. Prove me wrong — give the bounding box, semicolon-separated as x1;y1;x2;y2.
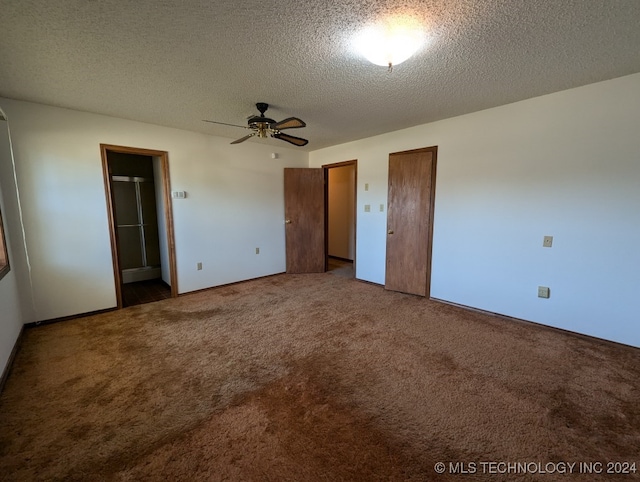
203;103;308;147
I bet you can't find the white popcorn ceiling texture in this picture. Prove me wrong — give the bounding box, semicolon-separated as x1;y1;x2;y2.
1;0;639;150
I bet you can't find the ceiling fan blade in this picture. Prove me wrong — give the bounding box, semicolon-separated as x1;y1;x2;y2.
203;119;248;129
272;117;306;130
273;133;309;147
231;133;256;144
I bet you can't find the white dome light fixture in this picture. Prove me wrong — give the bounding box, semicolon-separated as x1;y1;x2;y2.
354;16;426;72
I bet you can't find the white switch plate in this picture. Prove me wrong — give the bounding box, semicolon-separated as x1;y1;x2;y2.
255;247;260;254
543;236;553;247
538;286;550;298
364;204;371;212
379;204;384;212
364;183;369;191
197;262;202;270
172;191;187;199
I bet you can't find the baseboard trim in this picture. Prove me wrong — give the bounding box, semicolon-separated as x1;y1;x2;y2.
354;277;383;287
179;272;287;297
25;307;117;328
328;255;354;263
26;274;288;325
0;324;24;394
430;297;639;352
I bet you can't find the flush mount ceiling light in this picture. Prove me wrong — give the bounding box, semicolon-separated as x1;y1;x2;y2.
354;16;425;72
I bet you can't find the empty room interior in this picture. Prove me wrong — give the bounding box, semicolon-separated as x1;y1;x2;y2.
1;1;639;480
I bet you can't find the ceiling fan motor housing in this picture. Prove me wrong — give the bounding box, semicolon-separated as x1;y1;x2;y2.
248;115;276;126
249;103;276;136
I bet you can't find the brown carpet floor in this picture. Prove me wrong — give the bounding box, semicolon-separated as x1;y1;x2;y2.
328;257;354;278
1;273;639;481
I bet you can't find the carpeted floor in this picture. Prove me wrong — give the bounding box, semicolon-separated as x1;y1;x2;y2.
327;256;354;278
1;273;639;481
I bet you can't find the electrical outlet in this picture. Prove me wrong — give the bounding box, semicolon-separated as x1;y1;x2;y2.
364;204;371;212
255;247;260;255
197;262;202;271
538;286;550;298
543;236;553;248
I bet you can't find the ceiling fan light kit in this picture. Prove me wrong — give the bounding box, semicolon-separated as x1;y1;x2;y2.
204;103;308;147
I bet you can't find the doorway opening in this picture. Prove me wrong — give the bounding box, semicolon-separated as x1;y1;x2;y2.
101;144;178;308
323;160;357;279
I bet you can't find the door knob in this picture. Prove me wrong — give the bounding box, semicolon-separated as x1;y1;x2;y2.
285;219;292;224
388;230;394;235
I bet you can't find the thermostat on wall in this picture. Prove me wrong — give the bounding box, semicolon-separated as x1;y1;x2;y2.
171;191;187;199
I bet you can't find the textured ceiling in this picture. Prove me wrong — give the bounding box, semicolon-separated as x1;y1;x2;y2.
1;0;640;150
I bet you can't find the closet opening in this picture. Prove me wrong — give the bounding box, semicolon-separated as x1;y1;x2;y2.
101;145;178;308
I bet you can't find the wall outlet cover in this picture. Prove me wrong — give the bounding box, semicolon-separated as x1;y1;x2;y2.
538;286;550;298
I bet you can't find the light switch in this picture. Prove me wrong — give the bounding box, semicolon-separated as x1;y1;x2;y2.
379;204;384;212
543;236;553;248
364;204;371;212
538;286;550;298
365;183;369;191
172;191;186;199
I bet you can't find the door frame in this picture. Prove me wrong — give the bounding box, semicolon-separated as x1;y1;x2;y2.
385;146;437;297
100;144;178;308
322;160;357;275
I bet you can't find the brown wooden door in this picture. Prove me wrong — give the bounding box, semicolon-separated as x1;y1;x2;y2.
385;147;437;296
284;168;326;273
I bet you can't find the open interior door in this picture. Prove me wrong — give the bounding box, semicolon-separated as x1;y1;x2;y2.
284;168;326;273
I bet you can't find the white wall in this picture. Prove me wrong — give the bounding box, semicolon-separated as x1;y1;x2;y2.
328;165;355;260
0;99;308;322
0;117;27;374
310;73;640;348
